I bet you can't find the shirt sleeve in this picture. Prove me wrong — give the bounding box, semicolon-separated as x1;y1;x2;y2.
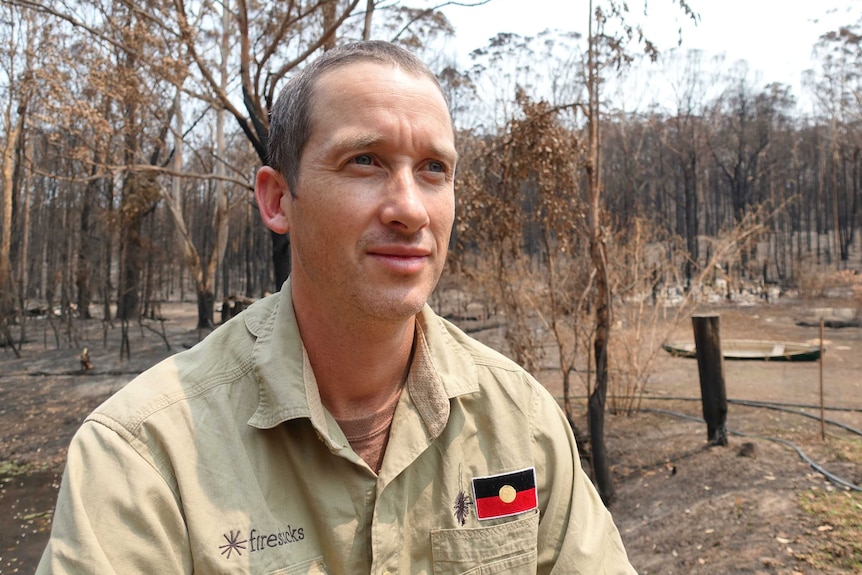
36;419;192;574
531;386;638;575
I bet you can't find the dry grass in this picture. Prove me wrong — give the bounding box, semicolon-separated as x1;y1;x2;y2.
798;489;862;571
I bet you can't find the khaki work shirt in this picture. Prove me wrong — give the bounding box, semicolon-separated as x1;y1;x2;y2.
38;282;636;574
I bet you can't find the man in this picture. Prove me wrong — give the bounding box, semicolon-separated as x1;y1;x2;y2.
38;41;636;574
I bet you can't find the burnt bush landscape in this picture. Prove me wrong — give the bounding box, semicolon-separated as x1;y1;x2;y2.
3;1;862;573
2;280;861;574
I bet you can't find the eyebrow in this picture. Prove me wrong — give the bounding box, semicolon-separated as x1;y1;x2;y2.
328;133;384;158
430;143;459;167
317;133;378;167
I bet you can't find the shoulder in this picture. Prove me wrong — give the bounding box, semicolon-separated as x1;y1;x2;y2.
421;307;554;413
421;306;527;373
440;316;531;375
90;295;280;437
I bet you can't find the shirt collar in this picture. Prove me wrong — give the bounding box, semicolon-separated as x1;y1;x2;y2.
244;281;479;441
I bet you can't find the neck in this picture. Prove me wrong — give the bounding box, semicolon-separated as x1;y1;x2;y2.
294;299;417;420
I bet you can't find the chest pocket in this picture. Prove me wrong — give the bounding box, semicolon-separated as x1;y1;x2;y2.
266;556;328;575
430;510;539;574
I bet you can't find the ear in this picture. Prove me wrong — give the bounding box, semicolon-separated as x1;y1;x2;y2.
255;166;291;234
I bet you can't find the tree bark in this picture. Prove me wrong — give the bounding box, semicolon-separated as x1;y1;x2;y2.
692;314;728;446
116;173;160;321
271;232;291;291
0;96;23;333
75;174;97;319
363;0;374;40
586;0;614;507
196;285;215;331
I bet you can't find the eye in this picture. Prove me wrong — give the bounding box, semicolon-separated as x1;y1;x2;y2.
428;160;445;173
351;154;374;166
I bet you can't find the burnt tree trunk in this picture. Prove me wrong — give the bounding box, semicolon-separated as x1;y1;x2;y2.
692;314;728;446
586;0;614;507
75;175;96;319
196;286;215;330
116;174;160;321
271;231;291;291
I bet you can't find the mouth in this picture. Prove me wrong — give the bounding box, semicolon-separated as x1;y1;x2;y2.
369;245;431;258
367;245;432;273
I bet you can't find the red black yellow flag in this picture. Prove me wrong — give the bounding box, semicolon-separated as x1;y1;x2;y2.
471;467;537;520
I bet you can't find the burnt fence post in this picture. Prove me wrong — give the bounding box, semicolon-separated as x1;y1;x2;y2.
692;314;728;446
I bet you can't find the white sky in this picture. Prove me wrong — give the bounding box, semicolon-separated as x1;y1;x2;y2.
441;0;859;102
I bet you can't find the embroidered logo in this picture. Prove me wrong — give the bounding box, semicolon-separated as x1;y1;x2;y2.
471;467;538;520
219;530;247;559
453;464;473;526
218;525;305;559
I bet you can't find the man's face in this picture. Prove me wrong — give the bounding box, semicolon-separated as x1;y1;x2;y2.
283;61;457;325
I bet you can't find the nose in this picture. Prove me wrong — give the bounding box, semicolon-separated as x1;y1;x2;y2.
381;168;430;233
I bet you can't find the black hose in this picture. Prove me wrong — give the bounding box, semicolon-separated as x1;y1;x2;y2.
556;394;862;490
725;397;862;414
556;393;862;415
628;395;862;437
728;399;862;437
642;407;862;493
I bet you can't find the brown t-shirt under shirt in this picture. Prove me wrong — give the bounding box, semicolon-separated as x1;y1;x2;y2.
336;388;403;473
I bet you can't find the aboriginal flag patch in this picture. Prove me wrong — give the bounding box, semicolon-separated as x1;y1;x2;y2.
472;467;538;520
